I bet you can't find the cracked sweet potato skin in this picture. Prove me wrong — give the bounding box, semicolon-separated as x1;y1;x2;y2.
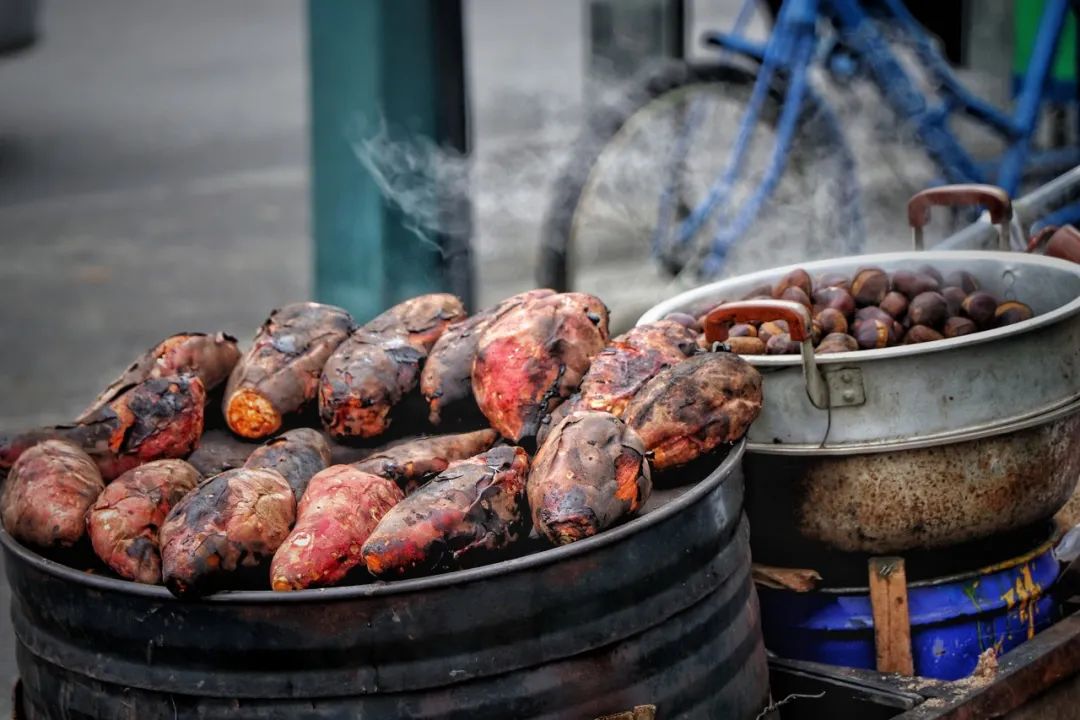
87;459;201;584
472;292;610;442
421;289;554;425
361;293;466;353
0;375;206;481
78;332;240;422
223;302;353;439
270;466;403;591
623;353;762;470
160;467;295;597
528;411;651;546
319;331;425;439
361;445;530;578
1;441;105;549
353;428;499;493
243;428;331;502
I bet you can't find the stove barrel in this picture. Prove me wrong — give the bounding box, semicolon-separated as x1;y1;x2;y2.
3;441;770;720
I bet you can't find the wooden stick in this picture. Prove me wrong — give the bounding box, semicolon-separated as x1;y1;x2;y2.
869;556;914;676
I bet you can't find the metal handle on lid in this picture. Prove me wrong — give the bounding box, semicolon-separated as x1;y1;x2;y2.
704;299;829;409
907;184;1012;251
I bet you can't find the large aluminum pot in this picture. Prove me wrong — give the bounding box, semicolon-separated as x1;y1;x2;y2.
639;250;1080;454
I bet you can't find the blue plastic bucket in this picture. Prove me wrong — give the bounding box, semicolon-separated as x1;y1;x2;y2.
758;538;1062;680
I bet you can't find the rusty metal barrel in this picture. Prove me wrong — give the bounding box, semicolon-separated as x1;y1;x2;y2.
3;441;768;720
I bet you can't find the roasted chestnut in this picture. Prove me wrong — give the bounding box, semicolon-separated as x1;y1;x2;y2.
994;301;1034;327
728;323;757;338
918;265;945;286
941;286;966;317
903;324;945;344
816;272;851;291
945;271;980;294
892;320;905;343
879;291;909;320
780;286;813;310
772;269;812;299
724;336;767;355
908;291;948;329
663;312;701;332
891;270;939;298
815;333;859;354
766;333;801;355
815;308;848;336
758;320;790;343
811;320;824;345
855;319;891;349
854;305;893;327
851;268;889;307
741;284;775;301
961;291;998;329
943;316;977;338
812;286;856;317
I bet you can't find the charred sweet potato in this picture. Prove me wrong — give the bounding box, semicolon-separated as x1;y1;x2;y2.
185;429;258;477
78;332;240;422
223;302;352;440
86;459;201;584
1;375;206;481
421;289;554;425
362;293;466;353
577;320;698;417
1;440;105;549
529;411;650;546
472;292;609;442
243;428;331;501
319;331;425;439
160;467;295;597
353;428;499;493
361;445;530;577
270;466;403;591
623;353;762;470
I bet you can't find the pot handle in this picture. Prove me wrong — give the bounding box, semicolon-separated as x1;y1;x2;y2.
703;299;829;409
908;184;1012;251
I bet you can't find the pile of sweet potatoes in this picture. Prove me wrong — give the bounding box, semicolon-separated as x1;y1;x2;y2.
1;291;762;599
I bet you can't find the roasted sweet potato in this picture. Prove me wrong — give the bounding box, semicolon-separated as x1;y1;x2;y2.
577;320;698;417
1;440;105;549
78;332;240;422
1;375;206;481
319;331;425;439
87;459;201;584
361;293;466;353
243;428;331;501
223;302;352;439
529;411;650;545
623;353;762;470
185;429;257;477
160;467;295;597
472;292;609;442
353;428;499;493
362;445;530;577
421;289;554;425
270;466;403;591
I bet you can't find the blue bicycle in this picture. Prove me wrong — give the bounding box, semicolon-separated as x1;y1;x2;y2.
539;0;1080;320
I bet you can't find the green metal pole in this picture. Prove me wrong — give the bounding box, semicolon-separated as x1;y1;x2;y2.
308;0;472;321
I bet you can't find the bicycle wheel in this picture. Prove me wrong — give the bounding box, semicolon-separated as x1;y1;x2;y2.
539;62;862;330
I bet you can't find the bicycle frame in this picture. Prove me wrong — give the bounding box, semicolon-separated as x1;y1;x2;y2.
662;0;1078;275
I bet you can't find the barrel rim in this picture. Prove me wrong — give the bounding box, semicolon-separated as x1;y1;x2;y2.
0;439;745;603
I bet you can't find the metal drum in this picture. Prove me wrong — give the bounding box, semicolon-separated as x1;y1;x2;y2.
3;442;770;720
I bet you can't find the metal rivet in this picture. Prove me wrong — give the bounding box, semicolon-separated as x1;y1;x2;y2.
839;371;853;383
842;390;856;403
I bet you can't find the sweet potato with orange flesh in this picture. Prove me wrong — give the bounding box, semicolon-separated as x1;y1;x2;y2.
319;331;425;439
472;292;610;442
223;302;352;439
623;353;762;470
362;445;530;578
87;460;201;584
270;466;403;591
421;289;555;425
243;428;331;501
1;375;206;481
1;441;104;549
577;320;698;417
529;411;650;546
160;467;295;597
361;293;466;353
353;428;499;493
77;332;240;422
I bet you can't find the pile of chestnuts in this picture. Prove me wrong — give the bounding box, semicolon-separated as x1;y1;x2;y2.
678;265;1035;355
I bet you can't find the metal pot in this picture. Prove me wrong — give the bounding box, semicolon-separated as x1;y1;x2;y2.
3;442;770;720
